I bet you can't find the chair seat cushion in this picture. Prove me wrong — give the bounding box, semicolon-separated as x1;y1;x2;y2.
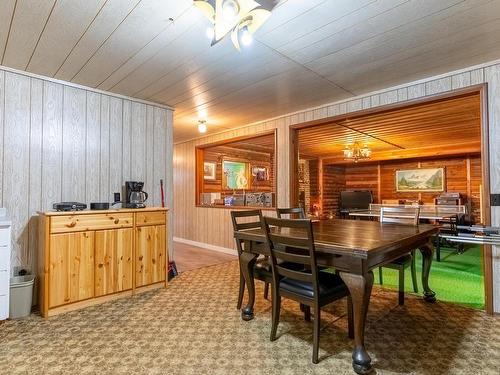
388;253;413;266
279;272;348;299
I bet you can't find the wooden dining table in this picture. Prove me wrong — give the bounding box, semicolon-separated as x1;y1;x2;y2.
233;219;438;374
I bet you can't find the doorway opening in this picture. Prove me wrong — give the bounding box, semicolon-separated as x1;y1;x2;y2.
290;86;492;312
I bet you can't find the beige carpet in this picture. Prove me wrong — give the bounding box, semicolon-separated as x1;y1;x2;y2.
1;261;499;375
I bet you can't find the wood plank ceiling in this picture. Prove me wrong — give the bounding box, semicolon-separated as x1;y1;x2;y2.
297;92;481;164
1;0;499;142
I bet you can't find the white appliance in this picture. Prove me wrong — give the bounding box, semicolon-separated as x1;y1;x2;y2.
0;208;12;320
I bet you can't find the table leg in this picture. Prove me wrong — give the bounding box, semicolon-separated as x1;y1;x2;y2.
340;271;374;375
419;242;436;303
239;250;258;321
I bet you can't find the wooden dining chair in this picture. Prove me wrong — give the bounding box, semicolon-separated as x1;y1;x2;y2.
262;216;353;364
276;207;306;219
231;210;271;308
378;206;419;305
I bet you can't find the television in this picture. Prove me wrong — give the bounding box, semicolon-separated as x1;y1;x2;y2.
340;191;373;210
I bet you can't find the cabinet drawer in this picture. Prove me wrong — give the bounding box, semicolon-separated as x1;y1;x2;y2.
0;228;10;247
135;211;166;226
50;213;133;234
0;246;9;270
0;270;8;295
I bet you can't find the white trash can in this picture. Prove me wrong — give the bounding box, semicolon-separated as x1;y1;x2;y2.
9;275;35;319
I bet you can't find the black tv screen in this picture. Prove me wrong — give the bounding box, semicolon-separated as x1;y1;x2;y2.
340;191;373;210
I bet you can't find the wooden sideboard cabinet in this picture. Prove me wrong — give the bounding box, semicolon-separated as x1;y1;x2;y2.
38;208;168;317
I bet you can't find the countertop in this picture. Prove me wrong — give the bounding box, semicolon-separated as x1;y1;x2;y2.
38;206;169;216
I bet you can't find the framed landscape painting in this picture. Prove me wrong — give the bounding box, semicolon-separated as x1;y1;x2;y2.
395;168;445;192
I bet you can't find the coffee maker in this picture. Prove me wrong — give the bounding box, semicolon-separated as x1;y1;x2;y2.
124;181;148;208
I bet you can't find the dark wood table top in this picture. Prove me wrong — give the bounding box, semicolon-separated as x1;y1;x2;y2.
234;219;438;259
348;209;457;220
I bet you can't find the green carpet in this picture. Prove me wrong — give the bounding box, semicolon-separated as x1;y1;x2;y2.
376;244;485;309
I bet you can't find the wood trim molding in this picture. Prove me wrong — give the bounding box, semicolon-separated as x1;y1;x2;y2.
289;127;299;207
478;83;493;314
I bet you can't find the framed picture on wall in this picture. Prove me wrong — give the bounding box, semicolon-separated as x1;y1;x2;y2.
252;166;268;181
203;161;216;180
222;160;250;189
395;168;445;192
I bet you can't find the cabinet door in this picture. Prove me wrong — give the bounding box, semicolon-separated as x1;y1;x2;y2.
49;231;94;308
135;225;166;287
95;228;133;297
152;225;166;284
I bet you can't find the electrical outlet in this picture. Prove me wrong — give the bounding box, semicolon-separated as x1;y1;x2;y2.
491;194;500;207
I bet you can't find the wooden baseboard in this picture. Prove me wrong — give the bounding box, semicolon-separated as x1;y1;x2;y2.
173;237;237;256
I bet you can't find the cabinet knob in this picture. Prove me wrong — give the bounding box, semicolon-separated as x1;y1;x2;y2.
66;221;77;228
114;219;119;224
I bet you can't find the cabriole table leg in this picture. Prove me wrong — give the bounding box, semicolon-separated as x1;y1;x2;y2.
340;271;374;374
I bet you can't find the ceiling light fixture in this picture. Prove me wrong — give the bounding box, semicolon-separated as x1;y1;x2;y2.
343;142;372;163
240;25;253;46
222;0;240;21
194;0;273;51
206;26;215;40
198;120;208;134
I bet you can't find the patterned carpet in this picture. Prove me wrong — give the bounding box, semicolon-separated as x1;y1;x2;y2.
1;261;499;375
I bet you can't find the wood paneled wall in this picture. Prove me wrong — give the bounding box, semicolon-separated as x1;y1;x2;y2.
322;165;345;215
332;155;482;221
345;165;380;203
0;67;173;273
174;60;500;312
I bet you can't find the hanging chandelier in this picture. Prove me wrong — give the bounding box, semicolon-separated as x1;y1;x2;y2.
193;0;273;50
343;142;372;163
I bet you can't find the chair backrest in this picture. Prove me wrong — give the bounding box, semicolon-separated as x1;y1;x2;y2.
262;216;319;294
276;207;306;219
380;206;420;226
231;209;263;231
231;210;263;255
